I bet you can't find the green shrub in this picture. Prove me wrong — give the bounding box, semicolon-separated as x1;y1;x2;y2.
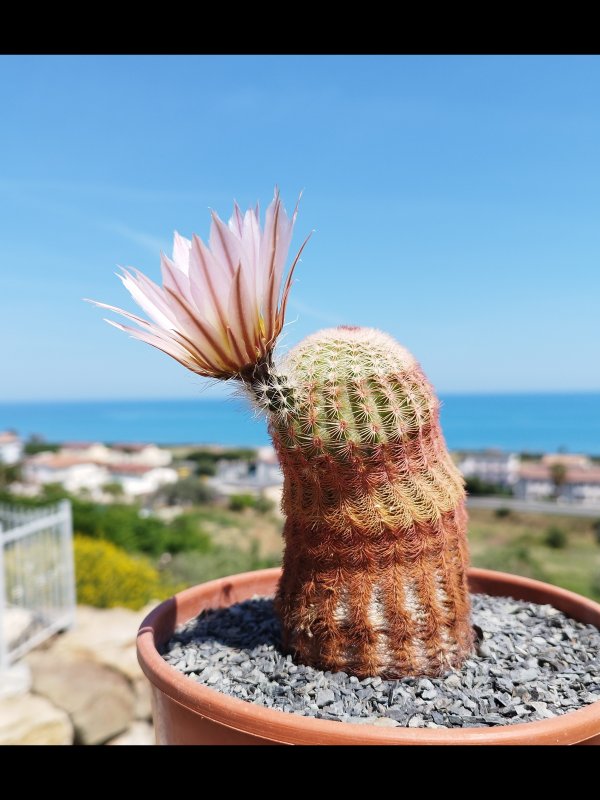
191;457;217;477
73;500;171;555
0;464;21;487
465;477;512;497
184;449;260;478
23;441;60;455
593;519;600;546
166;514;212;554
228;493;274;513
544;526;567;549
228;493;257;512
164;540;279;587
253;496;275;513
74;535;180;609
154;476;215;507
102;481;124;497
494;507;511;519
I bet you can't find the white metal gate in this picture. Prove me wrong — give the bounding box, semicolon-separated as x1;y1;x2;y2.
0;500;75;670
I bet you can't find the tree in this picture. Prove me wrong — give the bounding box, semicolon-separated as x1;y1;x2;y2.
549;463;568;499
0;463;21;488
102;481;125;498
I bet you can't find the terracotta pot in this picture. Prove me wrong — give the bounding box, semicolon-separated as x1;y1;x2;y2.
137;568;600;745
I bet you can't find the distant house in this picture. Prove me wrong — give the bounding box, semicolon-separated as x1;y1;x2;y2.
61;441;112;463
457;450;520;487
209;446;283;496
24;454;110;494
0;431;23;465
108;463;178;497
108;443;172;467
515;456;600;505
60;441;172;467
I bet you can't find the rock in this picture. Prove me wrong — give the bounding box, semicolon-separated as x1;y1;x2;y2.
51;605;145;682
444;673;461;689
316;689;335;708
0;694;73;745
27;651;134;745
0;662;32;699
372;717;400;727
107;721;155;745
510;668;539;685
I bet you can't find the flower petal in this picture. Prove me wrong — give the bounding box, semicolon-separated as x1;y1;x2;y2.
172;232;192;274
118;268;174;329
163;287;240;374
209;211;242;276
104;318;209;375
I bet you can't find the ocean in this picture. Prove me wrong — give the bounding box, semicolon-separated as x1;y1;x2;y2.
1;393;599;454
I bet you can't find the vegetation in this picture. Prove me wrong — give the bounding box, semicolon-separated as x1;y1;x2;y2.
74;535;180;609
465;477;512;497
468;508;600;599
228;493;274;513
185;447;256;477
593;519;600;546
0;486;212;556
0;463;21;488
163;539;279;587
23;440;61;455
102;481;124;497
544;526;567;549
152;476;215;507
549;463;568;498
494;507;511;519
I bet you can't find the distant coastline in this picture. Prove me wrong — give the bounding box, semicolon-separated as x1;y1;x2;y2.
1;393;600;454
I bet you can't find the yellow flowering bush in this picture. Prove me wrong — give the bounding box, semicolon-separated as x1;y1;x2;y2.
74;535;180;610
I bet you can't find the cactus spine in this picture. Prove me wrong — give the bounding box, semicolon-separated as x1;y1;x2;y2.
246;325;473;678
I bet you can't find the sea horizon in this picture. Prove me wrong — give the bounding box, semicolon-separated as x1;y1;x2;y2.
2;392;600;455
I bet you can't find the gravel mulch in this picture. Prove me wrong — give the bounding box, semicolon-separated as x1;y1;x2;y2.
161;594;600;728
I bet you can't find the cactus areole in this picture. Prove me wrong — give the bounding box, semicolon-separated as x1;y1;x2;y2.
91;190;474;678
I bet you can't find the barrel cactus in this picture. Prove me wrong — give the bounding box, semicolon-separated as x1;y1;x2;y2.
90;189;473;678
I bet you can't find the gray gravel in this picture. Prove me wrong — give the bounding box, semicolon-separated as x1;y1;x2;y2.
161;594;600;728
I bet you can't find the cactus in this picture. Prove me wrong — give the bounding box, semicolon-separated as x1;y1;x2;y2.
245;326;472;677
92;191;473;678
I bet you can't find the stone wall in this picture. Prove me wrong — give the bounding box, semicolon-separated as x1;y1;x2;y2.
0;605;156;745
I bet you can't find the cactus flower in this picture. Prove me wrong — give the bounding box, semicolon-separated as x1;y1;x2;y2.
89;189;309;379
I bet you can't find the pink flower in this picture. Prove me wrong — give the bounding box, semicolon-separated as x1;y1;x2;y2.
89;189;309;379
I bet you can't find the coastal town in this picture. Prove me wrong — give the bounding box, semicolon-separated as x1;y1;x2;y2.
2;429;600;510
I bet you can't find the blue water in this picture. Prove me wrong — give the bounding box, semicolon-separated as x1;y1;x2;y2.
1;393;599;454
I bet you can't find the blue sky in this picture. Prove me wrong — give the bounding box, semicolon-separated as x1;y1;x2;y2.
1;55;599;401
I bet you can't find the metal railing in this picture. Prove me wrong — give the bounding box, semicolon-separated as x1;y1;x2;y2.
0;500;75;670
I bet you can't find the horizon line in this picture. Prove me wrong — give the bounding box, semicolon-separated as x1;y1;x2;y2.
2;389;600;405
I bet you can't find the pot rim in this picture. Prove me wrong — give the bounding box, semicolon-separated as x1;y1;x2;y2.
137;567;600;745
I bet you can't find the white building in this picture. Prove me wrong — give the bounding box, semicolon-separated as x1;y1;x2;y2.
457;450;520;487
60;442;112;462
108;464;178;497
108;443;172;467
209;446;283;496
0;432;23;465
515;456;600;506
60;441;172;467
23;454;110;494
